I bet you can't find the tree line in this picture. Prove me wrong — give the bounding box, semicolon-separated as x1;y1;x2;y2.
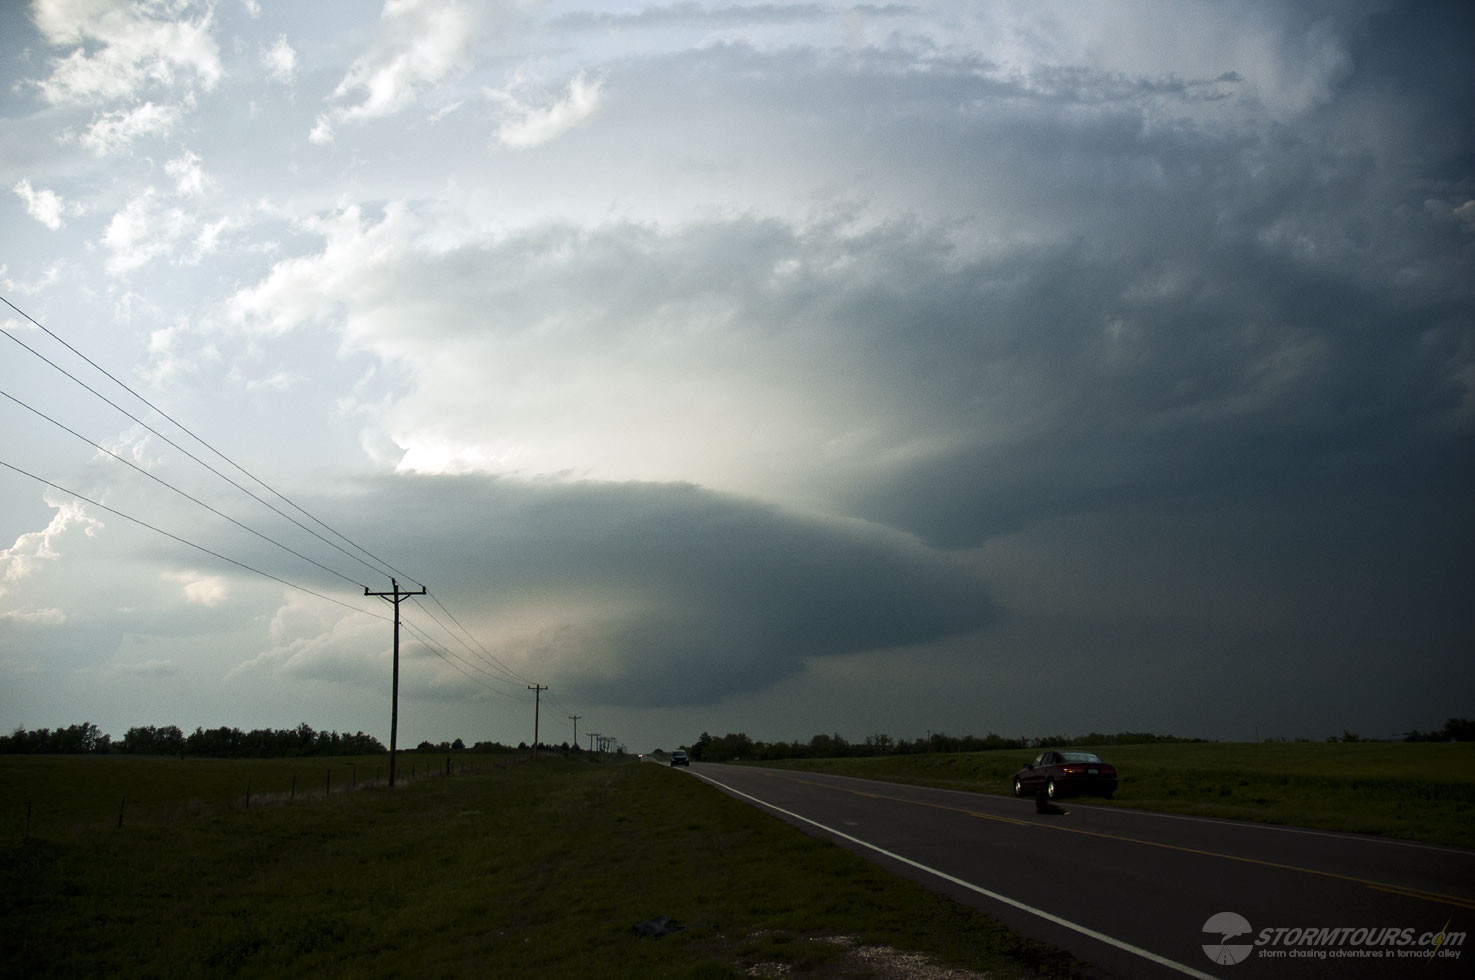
0;722;385;758
682;729;1204;763
684;719;1475;762
1400;718;1474;742
410;738;568;755
0;723;587;759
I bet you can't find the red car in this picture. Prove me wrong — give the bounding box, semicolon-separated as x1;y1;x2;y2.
1012;750;1117;800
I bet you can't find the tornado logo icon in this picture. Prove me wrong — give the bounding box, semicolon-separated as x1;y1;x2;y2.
1202;912;1254;965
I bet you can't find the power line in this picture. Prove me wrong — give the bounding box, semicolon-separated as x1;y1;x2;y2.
1;296;421;588
398;619;534;702
412;593;532;685
3;296;582;729
0;456;387;621
0;385;369;591
4;442;569;733
399;611;535;694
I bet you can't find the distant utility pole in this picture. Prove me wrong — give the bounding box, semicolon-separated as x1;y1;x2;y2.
588;732;599;752
528;684;547;759
365;577;426;788
569;714;581;748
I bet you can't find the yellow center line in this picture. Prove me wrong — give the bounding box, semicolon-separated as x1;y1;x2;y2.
779;774;1475;910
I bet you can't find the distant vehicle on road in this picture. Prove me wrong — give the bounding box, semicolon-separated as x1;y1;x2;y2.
670;750;689;766
1012;750;1117;800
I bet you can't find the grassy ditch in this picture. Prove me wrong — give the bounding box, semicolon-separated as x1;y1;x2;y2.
1;756;1083;979
749;741;1475;849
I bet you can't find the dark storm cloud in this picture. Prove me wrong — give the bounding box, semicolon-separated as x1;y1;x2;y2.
328;473;997;707
844;228;1475;546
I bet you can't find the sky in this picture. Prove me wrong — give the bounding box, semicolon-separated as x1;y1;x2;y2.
1;0;1471;754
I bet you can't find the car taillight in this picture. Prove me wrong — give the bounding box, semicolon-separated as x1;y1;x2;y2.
1062;765;1082;774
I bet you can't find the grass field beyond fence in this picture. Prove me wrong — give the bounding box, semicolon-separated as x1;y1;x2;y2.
1;755;1082;980
750;741;1475;849
0;751;508;839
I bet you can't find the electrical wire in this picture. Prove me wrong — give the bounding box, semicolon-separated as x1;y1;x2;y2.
1;297;419;588
0;456;387;621
411;593;532;685
400;612;527;691
0;385;369;591
3;297;589;727
399;618;534;701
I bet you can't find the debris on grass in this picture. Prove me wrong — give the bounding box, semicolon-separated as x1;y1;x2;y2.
742;936;994;979
633;915;685;939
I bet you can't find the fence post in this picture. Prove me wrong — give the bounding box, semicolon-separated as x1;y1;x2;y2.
117;795;126;829
25;801;31;841
290;773;296;802
245;780;251;809
325;769;331;797
351;764;357;790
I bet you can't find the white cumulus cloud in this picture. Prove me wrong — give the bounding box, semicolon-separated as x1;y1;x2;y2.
165;150;211;197
317;0;477;137
77;101;181;156
102;189;192;275
261;34;297;85
1;497;104;588
493;72;603;149
0;607;67;625
12;179;76;230
30;0;221;106
163;570;228;606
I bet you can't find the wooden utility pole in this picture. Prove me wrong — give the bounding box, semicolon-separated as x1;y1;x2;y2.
365;577;426;787
569;714;581;748
528;684;547;758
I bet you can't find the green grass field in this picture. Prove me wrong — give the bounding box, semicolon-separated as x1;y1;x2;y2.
752;741;1475;849
0;751;504;839
4;742;1470;978
1;755;1081;980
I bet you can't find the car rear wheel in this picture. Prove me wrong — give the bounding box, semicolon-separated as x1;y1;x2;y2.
1046;779;1058;800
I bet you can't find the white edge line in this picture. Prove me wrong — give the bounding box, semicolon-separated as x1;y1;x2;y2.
690;769;1223;980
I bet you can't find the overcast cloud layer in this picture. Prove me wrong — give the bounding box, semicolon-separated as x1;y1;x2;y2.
1;1;1471;751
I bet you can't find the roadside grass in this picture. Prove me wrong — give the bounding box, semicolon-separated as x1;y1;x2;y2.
0;751;508;838
1;756;1083;979
750;741;1475;849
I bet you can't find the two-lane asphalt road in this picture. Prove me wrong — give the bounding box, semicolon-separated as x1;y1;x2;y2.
675;762;1474;979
